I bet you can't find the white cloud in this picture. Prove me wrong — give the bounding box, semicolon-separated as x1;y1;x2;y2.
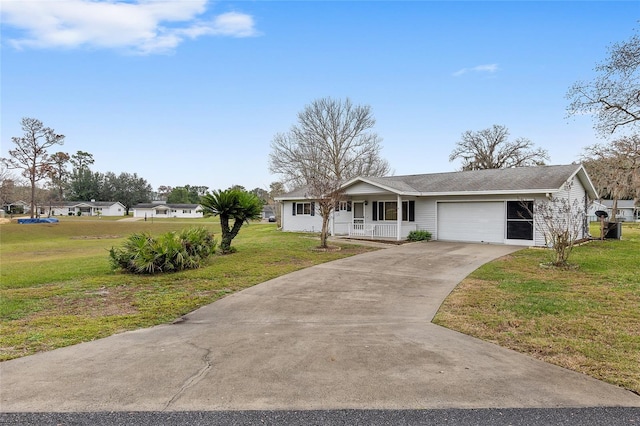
453;63;499;77
0;0;259;54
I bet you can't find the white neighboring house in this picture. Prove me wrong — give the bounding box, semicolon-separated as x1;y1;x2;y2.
43;201;126;217
132;202;203;219
275;164;598;247
588;199;639;222
2;200;29;215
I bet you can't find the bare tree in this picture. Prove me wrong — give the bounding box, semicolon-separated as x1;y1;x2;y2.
449;124;549;171
157;185;173;200
526;182;587;267
1;118;65;217
567;28;639;136
0;164;19;209
582;134;640;220
269;97;390;247
269;181;286;226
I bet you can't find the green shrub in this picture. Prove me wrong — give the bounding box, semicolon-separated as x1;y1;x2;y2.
109;227;217;274
407;230;432;242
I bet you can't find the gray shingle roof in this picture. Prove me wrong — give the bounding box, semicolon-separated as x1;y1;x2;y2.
276;164;594;199
367;164;583;193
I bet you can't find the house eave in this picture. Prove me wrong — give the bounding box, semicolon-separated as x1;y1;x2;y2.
415;189;561;197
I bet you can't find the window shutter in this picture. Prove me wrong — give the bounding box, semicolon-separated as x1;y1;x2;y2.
372;201;378;221
310;202;315;216
292;202;296;216
409;201;415;222
379;203;385;221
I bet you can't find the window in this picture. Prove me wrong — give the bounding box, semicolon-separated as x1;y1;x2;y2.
292;202;314;216
384;202;398;220
338;201;351;211
183;209;191;214
507;201;533;240
372;201;415;221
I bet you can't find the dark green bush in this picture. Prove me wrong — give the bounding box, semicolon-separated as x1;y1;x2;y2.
109;227;217;274
407;230;432;242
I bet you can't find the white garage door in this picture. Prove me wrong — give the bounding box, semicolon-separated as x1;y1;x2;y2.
437;202;505;244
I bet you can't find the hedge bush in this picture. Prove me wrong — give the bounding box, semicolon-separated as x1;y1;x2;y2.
109;227;217;274
407;230;432;242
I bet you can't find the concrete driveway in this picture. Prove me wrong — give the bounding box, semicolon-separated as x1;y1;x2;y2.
1;242;638;412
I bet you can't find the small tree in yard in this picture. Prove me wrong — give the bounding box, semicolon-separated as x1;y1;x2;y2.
1;118;65;217
527;186;587;267
269;97;391;248
200;189;263;254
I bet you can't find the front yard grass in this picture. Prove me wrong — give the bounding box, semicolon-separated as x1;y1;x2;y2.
433;222;640;394
0;219;376;361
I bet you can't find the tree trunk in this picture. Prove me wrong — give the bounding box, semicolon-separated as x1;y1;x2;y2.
219;216;244;254
611;198;618;222
320;215;329;248
30;177;36;218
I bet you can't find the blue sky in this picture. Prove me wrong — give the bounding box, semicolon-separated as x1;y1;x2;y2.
1;1;638;193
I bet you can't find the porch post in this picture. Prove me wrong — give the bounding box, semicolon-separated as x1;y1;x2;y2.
396;194;402;241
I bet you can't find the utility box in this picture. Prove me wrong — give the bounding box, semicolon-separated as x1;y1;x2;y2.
604;221;622;239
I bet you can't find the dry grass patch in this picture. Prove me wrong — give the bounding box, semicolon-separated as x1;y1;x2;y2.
434;223;640;394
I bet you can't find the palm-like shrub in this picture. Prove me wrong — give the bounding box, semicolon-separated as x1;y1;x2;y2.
109;227;216;274
200;189;263;254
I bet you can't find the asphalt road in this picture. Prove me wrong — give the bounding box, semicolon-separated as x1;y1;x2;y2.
2;408;640;426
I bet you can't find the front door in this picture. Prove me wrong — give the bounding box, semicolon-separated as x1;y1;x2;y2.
352;202;365;235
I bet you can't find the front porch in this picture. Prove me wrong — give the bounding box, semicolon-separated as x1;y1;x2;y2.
346;222;418;239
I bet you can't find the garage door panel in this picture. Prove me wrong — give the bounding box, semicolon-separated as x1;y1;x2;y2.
437;202;504;243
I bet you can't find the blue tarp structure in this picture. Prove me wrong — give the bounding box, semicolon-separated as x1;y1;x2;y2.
17;218;60;224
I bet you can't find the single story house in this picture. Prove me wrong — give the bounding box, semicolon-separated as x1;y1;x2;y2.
275;164;598;247
262;205;276;220
2;200;29;215
588;199;638;222
42;201;126;217
132;202;203;219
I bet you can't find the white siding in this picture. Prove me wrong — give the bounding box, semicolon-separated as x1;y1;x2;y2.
345;182;394;195
532;196;548;247
280;201;323;232
414;199;436;237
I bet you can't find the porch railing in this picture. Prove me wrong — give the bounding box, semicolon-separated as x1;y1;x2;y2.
347;223;417;239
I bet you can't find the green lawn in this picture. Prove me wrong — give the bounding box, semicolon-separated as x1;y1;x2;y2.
0;217;376;361
434;222;640;394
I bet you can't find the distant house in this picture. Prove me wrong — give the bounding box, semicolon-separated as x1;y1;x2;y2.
2;200;29;215
132;202;203;219
262;205;276;220
275;164;598;247
588;199;639;222
42;201;126;217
